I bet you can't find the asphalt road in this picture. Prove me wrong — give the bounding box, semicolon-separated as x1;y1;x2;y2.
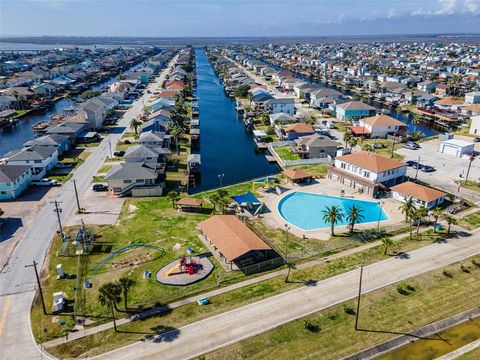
0;54;178;360
92;230;480;360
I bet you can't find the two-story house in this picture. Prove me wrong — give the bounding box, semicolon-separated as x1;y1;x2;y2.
349;115;407;138
6;145;58;180
265;98;295;115
0;165;32;200
335;101;376;122
293;134;337;159
328;151;407;197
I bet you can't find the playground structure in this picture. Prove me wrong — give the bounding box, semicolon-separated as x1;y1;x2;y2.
156;255;214;286
166;256;201;276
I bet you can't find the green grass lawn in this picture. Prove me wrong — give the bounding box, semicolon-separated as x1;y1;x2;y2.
205;256;480;360
459;211;480;230
362;138;405;160
45;226;455;358
274;146;301;161
294;164;329;177
98;165;112;174
460;180;480;193
92;175;105;183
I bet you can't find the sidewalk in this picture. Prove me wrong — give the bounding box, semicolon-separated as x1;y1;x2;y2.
43;224;443;348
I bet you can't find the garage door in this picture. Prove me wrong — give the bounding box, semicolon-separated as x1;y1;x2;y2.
442;145;459;156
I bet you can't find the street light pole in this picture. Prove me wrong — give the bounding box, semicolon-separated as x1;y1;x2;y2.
108;139;112;159
26;261;47;315
464;157;474;185
284;224;290;263
414;155;420;181
354;265;364;330
73;179;81;213
218;173;224;188
377;202;383;230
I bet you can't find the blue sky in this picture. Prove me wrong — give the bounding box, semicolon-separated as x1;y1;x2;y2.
1;0;479;37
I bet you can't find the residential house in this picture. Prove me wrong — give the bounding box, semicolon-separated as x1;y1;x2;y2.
293;134;337;159
310;88;343;108
280;123;316;140
391;181;446;209
139;130;171;147
336;101;376;122
0;165;32;200
470;115;480;135
417;81;437;93
24;134;70;155
104;162;164;197
349;115;407;138
6;145;58;180
269;112;296;126
328;152;407;197
465;92;480;104
265;98;295;115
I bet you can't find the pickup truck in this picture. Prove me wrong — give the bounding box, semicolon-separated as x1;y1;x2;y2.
32;178;59;187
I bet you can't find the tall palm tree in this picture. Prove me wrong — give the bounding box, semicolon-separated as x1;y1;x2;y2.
285;261;296;283
129;118;142;135
348;137;358;151
412;114;422;133
382;237;394;255
167;123;182;154
207;193;220;212
322;205;344;236
399;197;415;223
343;131;352;149
167;191;180;208
97;282;122;331
442;214;457;234
412;207;428;236
430;207;443;233
118;277;135;313
346;205;365;233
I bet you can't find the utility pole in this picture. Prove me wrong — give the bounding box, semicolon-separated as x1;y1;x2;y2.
51;200;64;241
354;265;364;330
26;261;47;315
284;224;290;263
73;179;81;213
414;155;420;181
464;157;474;185
390;136;396;159
108;138;112;159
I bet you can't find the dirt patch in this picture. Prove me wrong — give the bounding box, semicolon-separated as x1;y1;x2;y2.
128;204;138;213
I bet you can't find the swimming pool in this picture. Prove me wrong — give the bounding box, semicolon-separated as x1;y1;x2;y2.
278;192;389;231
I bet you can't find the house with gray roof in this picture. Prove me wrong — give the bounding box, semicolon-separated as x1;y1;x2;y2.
0;165;32;200
24;134;70;155
294;134;338;159
104;162;164;197
5;145;58;180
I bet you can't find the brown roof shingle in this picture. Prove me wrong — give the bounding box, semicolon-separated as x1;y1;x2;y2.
337;152;406;173
391;181;446;202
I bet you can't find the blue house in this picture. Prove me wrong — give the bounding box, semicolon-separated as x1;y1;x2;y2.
0;165;32;200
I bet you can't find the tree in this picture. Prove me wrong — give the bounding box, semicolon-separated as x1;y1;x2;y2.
207;192;220;212
412;207;428;236
382;237;394;255
129;118;142;135
118;277;135;312
80;89;101;100
97;282;122;331
285;261;296;283
348;137;358;151
167;191;180;208
346;205;364;233
412;114;422;133
343;131;352;148
442;214;457;234
399;197;415;223
234;84;250;98
430;207;443;233
167;123;183;155
321;205;344;236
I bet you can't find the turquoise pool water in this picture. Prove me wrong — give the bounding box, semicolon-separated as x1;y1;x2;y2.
278;192;389;231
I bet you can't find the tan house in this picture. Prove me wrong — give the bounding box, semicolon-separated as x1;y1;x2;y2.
391;181;446;209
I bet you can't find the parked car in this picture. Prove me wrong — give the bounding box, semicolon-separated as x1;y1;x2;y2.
92;184;108;192
113;151;125;157
473;137;480;143
421;165;435;172
403;141;419;150
32;178;59;187
56;162;73;169
406;160;421;168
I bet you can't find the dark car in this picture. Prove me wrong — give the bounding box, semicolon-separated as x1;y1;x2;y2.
473;137;480;143
113;151;125;157
92;184;108;192
421;165;435;172
406;160;421;168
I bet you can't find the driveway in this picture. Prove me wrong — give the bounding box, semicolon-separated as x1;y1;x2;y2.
397;138;480;205
92;230;480;360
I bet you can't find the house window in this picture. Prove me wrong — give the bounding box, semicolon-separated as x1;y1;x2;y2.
124;180;132;184
341;163;346;169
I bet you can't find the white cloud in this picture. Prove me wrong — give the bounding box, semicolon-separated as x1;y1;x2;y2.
464;0;479;13
387;8;396;18
409;0;479;16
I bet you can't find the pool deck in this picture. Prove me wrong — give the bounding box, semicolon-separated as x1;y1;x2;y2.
259;178;404;240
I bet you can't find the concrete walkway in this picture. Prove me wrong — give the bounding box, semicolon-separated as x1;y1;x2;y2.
42;223;432;349
437;339;480;360
81;229;480;359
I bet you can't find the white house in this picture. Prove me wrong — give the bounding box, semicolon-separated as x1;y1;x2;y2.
328;151;407;197
6;145;58;180
351;115;407;138
439;139;475;157
465;92;480;104
470;115;480;135
265;98;295;115
391;181;446;209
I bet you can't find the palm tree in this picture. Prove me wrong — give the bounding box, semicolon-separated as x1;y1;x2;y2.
442;214;457;234
97;282;122;331
412;207;428;236
118;277;135;312
167;191;180;208
322;205;344;236
348;137;358;151
430;207;443;233
285;261;296;283
412;114;422;133
399;197;415;223
382;237;394;255
207;193;220;212
346;205;365;233
129;118;142;135
343;131;352;148
167;123;182;154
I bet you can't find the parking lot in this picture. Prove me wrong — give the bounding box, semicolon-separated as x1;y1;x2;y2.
397;137;480;202
65;187;125;226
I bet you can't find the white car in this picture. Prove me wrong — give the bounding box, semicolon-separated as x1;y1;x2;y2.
32;178;59;187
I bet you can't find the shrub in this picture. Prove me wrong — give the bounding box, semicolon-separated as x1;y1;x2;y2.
304;320;321;333
397;283;416;296
461;265;471;273
343;305;356;315
443;270;454;278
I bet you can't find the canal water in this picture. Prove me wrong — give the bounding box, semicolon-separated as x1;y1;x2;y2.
195;49;278;192
253;57;438;137
0;61;144;157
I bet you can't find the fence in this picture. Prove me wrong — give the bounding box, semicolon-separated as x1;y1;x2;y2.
239;257;285;275
283;156;332;167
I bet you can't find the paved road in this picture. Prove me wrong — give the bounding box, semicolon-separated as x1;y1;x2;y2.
0;54;178;360
92;230;480;360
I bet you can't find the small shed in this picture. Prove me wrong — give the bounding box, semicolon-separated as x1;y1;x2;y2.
282;168;313;184
439;139;475;157
176;198;203;211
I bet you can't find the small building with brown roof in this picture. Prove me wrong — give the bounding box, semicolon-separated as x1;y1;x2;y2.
328;151;407;197
198;215;279;270
391;181;446;209
282;168;313;183
282;122;315;140
351;115;407;138
176;198;203;210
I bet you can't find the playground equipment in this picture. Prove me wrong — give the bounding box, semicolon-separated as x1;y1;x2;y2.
90;244;165;275
167;256;202;276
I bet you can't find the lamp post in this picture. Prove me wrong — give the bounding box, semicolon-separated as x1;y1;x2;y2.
284;224;290;263
414;155;421;181
377;201;383;230
464;157;474;185
218;173;225;188
108;138;112;159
